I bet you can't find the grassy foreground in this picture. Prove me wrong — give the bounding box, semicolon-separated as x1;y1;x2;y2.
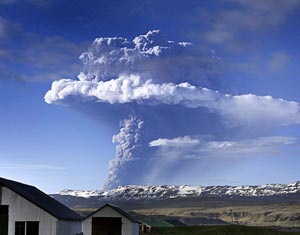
146;225;300;235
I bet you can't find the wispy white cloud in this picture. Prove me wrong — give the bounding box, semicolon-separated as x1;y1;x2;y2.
0;17;20;40
199;136;298;157
234;50;291;76
150;136;200;147
0;163;65;170
269;51;290;72
146;135;298;185
150;135;298;159
0;17;84;82
186;0;298;87
204;0;300;45
0;0;51;7
0;0;17;4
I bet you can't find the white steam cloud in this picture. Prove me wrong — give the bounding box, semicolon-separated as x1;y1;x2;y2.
45;30;300;189
45;75;300;127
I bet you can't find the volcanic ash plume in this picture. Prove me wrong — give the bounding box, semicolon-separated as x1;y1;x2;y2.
105;116;147;189
45;30;300;189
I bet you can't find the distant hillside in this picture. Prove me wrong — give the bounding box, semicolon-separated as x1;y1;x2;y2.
148;225;300;235
51;181;300;208
50;181;300;227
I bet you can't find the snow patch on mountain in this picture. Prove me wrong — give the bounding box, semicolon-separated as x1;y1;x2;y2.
59;189;103;198
57;181;300;200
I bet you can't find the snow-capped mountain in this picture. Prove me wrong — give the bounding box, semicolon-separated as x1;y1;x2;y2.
56;181;300;201
52;182;300;227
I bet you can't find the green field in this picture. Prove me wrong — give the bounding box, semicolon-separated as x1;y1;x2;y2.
146;225;300;235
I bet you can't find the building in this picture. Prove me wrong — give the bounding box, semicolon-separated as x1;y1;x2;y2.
163;219;186;227
0;177;83;235
140;220;174;233
0;177;139;235
141;219;186;233
82;204;139;235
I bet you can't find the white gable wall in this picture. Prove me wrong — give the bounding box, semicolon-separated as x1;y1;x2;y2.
82;206;139;235
56;220;82;235
1;186;57;235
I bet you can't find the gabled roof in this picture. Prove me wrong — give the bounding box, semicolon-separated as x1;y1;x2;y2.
164;219;186;227
84;203;139;223
0;177;82;221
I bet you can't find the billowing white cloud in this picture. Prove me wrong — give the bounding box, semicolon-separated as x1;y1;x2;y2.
74;30;218;87
45;30;300;189
45;74;300;127
218;94;300;127
78;30;190;80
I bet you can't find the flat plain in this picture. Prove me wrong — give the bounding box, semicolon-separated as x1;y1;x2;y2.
144;225;300;235
132;199;300;227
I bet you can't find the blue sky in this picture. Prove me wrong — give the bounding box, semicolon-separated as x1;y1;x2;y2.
0;0;300;193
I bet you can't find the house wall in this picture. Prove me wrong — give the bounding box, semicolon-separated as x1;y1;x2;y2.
82;206;139;235
56;220;82;235
0;186;3;203
1;187;57;235
132;223;139;235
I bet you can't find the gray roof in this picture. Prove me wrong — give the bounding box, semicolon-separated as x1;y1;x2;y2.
0;177;82;220
164;219;186;227
85;203;139;223
141;220;174;228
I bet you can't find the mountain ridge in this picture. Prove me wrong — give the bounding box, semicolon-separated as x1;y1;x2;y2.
51;181;300;227
53;181;300;201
